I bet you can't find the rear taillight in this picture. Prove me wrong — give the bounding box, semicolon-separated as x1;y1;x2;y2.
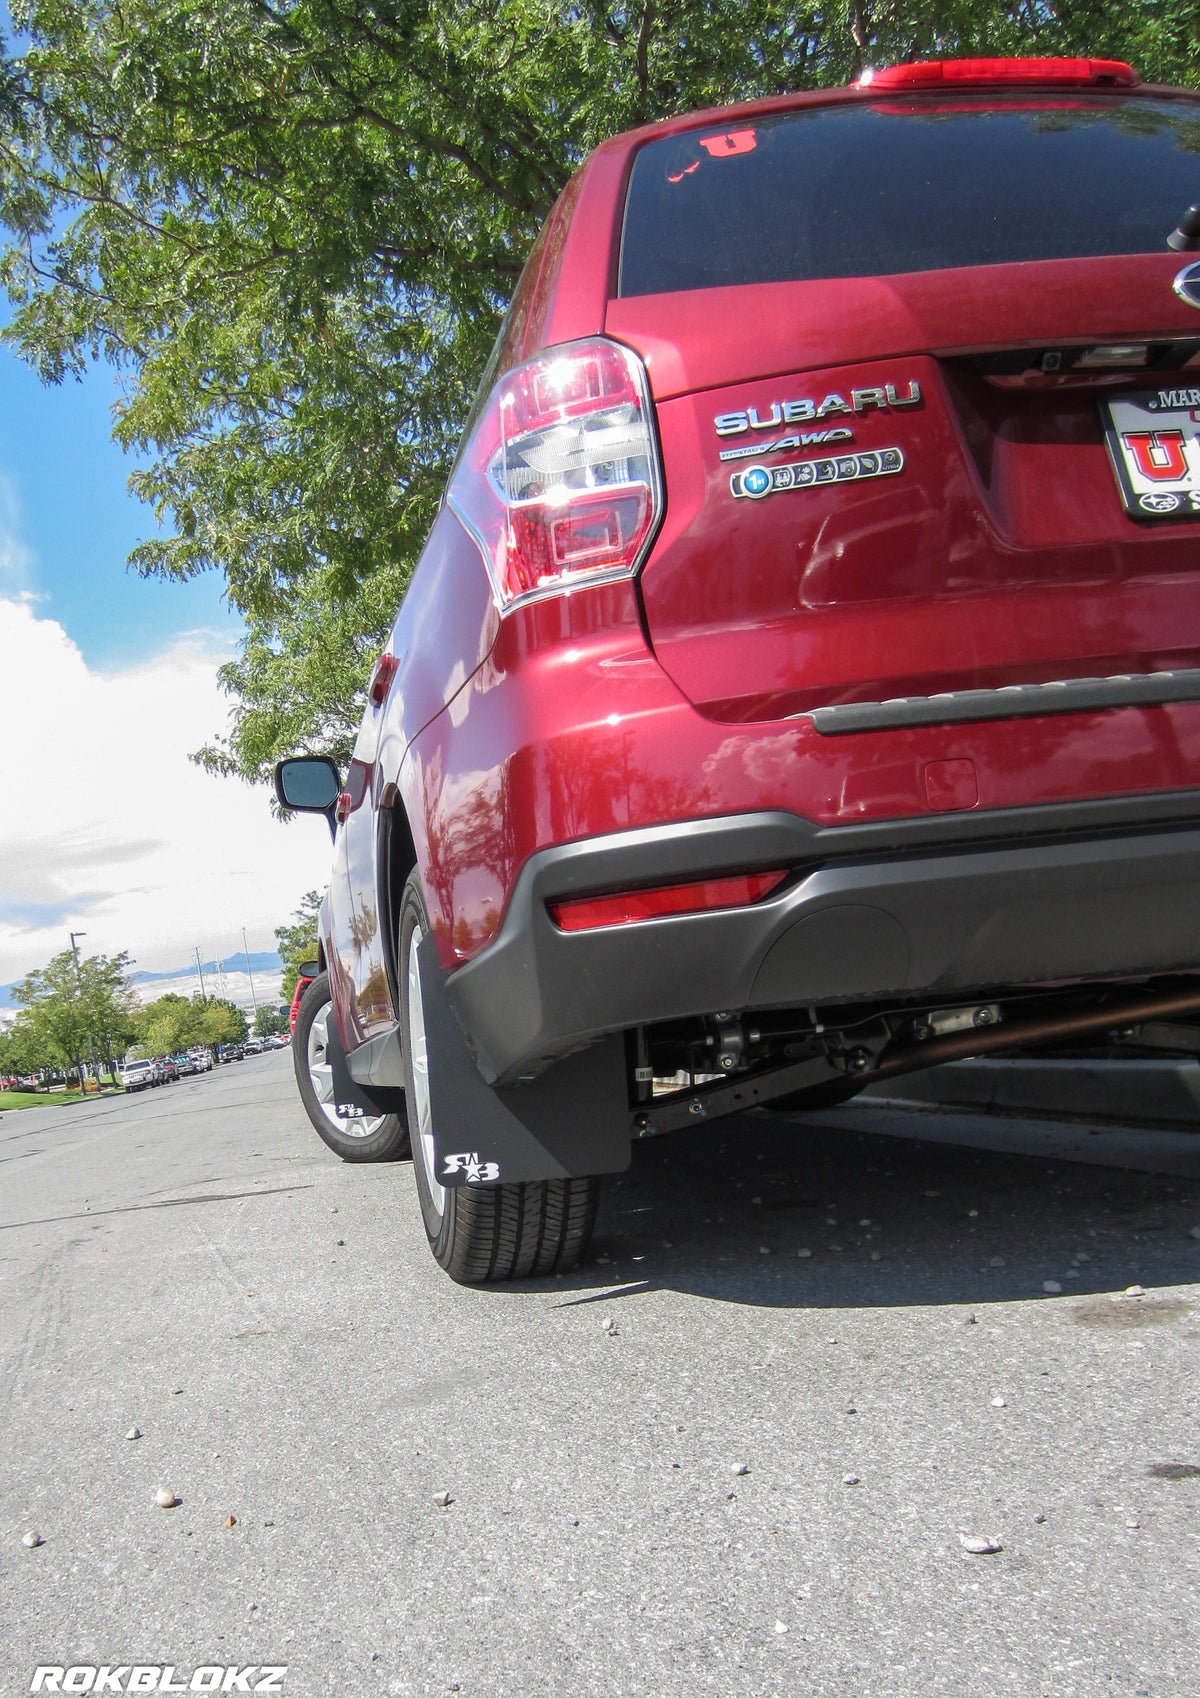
447;337;663;612
856;57;1139;90
549;871;788;932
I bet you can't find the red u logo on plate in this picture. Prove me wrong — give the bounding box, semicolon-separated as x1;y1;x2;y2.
1122;430;1188;481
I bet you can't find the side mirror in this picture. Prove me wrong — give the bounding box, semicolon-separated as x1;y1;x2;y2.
298;960;320;979
274;756;342;841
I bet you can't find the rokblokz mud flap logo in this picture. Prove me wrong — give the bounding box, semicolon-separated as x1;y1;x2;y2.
440;1151;501;1185
30;1670;286;1693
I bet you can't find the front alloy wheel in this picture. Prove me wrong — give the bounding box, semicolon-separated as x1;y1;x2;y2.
293;971;410;1162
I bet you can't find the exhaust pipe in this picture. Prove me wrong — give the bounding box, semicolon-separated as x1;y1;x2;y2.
865;985;1200;1084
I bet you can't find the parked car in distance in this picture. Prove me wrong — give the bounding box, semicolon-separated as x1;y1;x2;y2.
278;56;1200;1285
120;1059;159;1094
188;1047;213;1073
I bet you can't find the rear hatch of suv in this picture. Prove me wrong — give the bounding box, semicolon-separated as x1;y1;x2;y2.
606;73;1200;729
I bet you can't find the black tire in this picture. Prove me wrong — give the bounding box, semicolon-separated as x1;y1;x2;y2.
764;1076;869;1112
398;869;600;1283
293;971;410;1162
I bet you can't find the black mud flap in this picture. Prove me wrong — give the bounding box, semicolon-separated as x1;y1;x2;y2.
326;1012;392;1119
419;933;631;1187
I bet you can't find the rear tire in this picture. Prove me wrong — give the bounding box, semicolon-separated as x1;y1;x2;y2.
398;870;600;1283
293;971;410;1162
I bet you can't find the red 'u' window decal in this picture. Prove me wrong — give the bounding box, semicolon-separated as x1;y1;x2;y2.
698;129;758;158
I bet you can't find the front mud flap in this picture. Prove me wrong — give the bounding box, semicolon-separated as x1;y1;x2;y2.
418;933;631;1187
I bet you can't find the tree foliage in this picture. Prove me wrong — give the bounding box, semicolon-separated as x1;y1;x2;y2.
1;2;1196;778
275;887;321;1001
8;947;140;1083
134;990;248;1053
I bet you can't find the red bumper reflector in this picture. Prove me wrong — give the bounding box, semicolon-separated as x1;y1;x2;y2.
549;870;788;932
856;57;1139;90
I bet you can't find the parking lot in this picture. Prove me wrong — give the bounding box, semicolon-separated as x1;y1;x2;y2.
3;1049;1198;1697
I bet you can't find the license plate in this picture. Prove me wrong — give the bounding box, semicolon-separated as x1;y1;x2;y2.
1103;389;1200;521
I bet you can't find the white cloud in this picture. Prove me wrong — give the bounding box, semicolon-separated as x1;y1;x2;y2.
0;475;35;584
0;598;334;986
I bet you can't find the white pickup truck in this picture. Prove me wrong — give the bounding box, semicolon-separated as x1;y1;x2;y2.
119;1059;159;1093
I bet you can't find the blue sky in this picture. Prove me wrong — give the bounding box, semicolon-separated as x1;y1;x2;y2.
0;347;242;669
0;345;336;987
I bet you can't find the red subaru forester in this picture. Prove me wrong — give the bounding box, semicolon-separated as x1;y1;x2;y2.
279;56;1200;1283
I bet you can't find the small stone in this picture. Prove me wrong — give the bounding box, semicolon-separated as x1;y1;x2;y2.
1073;1251;1091;1264
1065;1268;1080;1280
155;1487;178;1509
842;1473;860;1486
958;1532;1003;1555
22;1530;44;1548
1124;1284;1145;1297
773;1621;789;1634
759;1246;771;1255
336;1238;345;1247
224;1514;237;1528
1188;1225;1200;1241
1042;1281;1063;1294
968;1208;979;1218
989;1256;1006;1269
845;1404;857;1415
732;1462;750;1477
924;1189;941;1198
825;1217;837;1226
751;1197;763;1206
601;1317;617;1334
870;1251;882;1262
1034;1512;1047;1524
126;1426;142;1441
433;1491;453;1508
1126;1517;1140;1529
797;1248;813;1259
963;1313;978;1326
171;1386;183;1396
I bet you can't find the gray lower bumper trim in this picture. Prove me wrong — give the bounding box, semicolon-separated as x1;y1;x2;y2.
445;804;1200;1084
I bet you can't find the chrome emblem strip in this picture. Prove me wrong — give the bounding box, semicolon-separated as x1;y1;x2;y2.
731;446;904;500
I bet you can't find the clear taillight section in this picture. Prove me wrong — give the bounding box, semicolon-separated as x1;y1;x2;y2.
447;337;662;612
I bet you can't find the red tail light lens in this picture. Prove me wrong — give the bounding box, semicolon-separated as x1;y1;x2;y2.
447;337;663;612
856;57;1139;90
549;870;788;932
367;650;399;706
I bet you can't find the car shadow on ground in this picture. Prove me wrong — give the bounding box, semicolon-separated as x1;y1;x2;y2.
549;1104;1200;1312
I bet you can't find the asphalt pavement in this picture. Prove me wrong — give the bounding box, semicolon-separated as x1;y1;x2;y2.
2;1052;1198;1697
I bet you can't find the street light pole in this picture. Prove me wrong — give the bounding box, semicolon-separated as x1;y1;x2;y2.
68;931;90;1091
242;927;260;1023
194;947;208;1001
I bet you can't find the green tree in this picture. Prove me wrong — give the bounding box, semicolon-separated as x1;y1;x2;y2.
253;1004;287;1038
0;2;1195;780
0;1018;45;1082
201;997;250;1046
10;948;138;1090
134;989;249;1052
275;888;322;1003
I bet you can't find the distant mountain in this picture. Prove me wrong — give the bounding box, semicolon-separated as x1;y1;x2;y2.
130;950;282;986
1;951;284;1011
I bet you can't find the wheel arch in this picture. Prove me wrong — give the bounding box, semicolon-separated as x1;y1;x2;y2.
379;786;419;1013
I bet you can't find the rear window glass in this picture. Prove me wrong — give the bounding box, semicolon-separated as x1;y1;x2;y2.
619;97;1200;296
